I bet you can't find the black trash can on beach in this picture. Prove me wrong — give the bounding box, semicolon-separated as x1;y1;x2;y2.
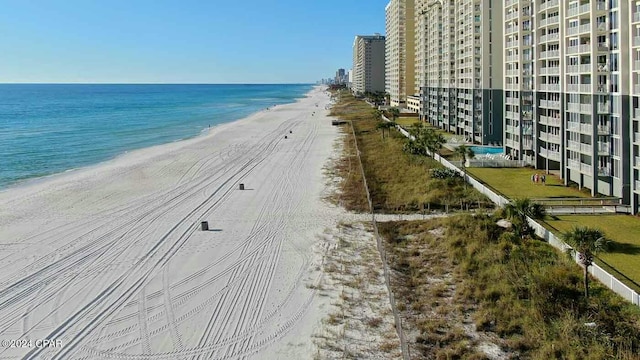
201;221;209;231
239;183;245;190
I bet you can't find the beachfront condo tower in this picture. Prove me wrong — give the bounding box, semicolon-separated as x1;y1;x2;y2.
505;0;640;213
352;35;386;95
414;0;503;145
385;0;416;108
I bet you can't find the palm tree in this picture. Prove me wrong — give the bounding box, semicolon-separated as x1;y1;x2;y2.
453;145;475;180
563;227;609;298
503;198;546;239
425;130;446;158
388;107;400;122
376;121;387;139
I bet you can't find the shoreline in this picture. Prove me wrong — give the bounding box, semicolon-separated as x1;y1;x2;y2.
0;85;318;195
0;84;341;359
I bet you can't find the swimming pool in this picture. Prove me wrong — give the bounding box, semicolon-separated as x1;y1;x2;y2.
469;146;504;155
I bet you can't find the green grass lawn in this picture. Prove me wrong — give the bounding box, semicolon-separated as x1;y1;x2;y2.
467;168;593;200
544;214;640;291
394;117;420;128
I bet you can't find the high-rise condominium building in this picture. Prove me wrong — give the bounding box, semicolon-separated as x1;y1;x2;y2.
385;0;415;108
335;68;346;84
416;0;503;144
352;35;386;94
505;0;640;213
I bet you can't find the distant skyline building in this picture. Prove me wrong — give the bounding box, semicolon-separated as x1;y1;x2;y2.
335;68;346;84
352;34;386;94
385;0;415;107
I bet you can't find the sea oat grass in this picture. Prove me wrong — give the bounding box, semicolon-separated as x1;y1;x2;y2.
378;216;640;359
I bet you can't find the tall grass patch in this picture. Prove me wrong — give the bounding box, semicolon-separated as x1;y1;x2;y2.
331;93;489;212
379;215;640;359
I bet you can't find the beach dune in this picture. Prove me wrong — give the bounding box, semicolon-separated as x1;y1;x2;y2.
0;87;342;359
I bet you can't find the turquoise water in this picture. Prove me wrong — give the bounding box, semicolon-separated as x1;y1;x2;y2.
469;146;504;155
0;84;313;189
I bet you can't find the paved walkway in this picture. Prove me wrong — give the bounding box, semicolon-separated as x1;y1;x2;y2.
341;212;450;223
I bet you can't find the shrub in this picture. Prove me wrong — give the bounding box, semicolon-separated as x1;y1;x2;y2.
430;168;461;180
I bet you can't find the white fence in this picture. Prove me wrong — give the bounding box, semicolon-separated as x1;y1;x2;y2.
528;218;640;306
349;120;411;359
378;114;640;307
468;159;527;168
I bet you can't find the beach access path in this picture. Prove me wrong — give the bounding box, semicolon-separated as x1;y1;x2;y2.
0;86;352;359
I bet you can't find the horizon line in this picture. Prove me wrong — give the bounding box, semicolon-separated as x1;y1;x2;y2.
0;82;317;85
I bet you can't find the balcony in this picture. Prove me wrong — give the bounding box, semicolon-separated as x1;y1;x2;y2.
506;12;519;22
566;84;580;93
597;124;610;134
539;132;549;142
540;33;560;43
567;122;592;134
580;103;592;112
634;132;640;143
547;133;562;143
506;54;519;62
539;15;560;27
581;143;592;153
567;24;591;36
505;0;518;7
505;26;517;34
540;147;562;161
549;100;561;109
567;140;580;151
540;115;562;127
598;167;611;177
634;37;640;47
539;83;560;92
506;97;519;105
567;84;592;93
540;66;560;75
567;64;591;73
505;139;516;148
539;50;560;59
598;144;610;156
635;156;640;168
566;3;591;17
568;160;592;174
567;44;591;54
539;0;559;12
597;102;610;113
568;159;580;170
636;180;640;193
634;12;640;24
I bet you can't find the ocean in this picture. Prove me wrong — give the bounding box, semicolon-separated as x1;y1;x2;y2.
0;84;313;189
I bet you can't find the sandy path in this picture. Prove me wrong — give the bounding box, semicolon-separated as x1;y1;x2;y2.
0;87;344;359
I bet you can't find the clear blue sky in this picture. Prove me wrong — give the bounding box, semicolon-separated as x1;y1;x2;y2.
0;0;388;83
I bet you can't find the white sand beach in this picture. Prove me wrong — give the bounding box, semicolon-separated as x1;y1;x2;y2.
0;86;357;359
